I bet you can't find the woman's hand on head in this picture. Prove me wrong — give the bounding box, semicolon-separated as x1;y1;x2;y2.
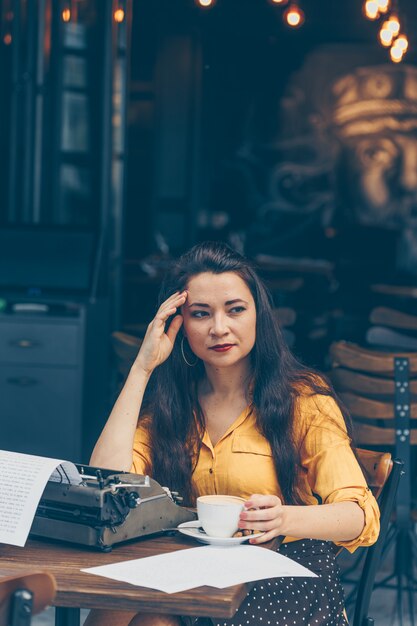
134;291;187;376
238;494;286;544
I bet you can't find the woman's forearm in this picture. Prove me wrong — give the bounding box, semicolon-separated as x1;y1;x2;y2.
89;364;151;471
282;501;365;542
240;494;366;545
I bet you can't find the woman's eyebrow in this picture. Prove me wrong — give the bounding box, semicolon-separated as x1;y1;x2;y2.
188;298;248;308
188;302;210;308
225;298;248;305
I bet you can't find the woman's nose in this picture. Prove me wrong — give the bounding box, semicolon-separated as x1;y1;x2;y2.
210;314;229;336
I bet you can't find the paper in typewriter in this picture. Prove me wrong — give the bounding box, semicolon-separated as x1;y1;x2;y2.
0;449;82;547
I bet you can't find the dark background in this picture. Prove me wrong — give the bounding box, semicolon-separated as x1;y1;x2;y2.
1;0;417;459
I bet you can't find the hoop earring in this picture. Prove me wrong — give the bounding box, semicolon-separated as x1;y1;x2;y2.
181;337;198;367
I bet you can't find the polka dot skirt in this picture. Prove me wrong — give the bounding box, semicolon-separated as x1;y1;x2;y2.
182;539;348;626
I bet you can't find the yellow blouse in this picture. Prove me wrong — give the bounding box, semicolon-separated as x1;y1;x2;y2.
131;392;380;553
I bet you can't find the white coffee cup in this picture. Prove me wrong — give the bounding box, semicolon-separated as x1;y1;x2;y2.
197;495;245;538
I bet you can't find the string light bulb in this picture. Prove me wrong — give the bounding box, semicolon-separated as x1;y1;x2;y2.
195;0;216;7
270;0;289;4
386;14;401;36
390;30;408;64
283;2;305;28
114;8;124;22
379;19;396;46
376;0;391;13
390;44;404;62
394;33;408;52
380;27;394;46
364;0;380;20
62;7;71;22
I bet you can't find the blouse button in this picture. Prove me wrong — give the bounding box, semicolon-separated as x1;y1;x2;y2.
209;468;213;474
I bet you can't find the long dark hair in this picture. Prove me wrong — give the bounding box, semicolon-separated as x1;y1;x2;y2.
141;241;353;506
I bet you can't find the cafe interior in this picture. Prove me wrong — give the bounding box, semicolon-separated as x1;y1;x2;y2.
1;0;417;624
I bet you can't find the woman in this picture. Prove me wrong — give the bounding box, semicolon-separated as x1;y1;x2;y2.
87;241;379;626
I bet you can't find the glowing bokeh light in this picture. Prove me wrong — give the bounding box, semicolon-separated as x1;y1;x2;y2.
364;0;379;20
377;0;390;13
284;4;304;27
114;8;125;22
379;27;394;46
390;45;404;62
386;15;400;35
395;34;409;51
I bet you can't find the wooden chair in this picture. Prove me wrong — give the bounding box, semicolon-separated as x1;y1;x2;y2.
329;341;417;451
255;256;336;368
356;448;392;501
0;571;56;626
367;306;417;351
111;331;142;382
369;307;417;331
371;283;417;301
273;307;296;348
254;254;335;281
346;451;403;626
329;341;417;624
273;307;296;328
121;323;149;337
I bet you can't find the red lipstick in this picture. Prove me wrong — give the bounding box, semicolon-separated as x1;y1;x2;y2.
210;344;234;352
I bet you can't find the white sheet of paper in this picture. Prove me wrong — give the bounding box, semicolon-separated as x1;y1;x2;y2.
82;544;317;594
0;450;81;547
84;547;210;594
207;545;317;588
49;461;83;485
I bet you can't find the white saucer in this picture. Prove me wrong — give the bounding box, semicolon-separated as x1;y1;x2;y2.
177;521;263;546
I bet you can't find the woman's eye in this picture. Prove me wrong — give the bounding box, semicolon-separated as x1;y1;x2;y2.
230;306;246;314
191;310;209;318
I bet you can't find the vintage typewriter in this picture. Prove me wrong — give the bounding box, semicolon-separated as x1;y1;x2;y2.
30;464;196;551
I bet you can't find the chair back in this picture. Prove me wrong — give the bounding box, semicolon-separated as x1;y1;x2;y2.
329;340;417;376
111;331;142;381
367;306;417;351
0;571;56;626
351;455;403;626
273;307;296;328
367;326;417;351
330;367;417;398
328;341;417;446
369;306;417;331
355;448;391;501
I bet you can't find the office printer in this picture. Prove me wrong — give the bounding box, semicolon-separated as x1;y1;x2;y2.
30;464;196;551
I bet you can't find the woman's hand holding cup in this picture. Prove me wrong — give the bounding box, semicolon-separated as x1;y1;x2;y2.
238;494;285;544
134;291;187;376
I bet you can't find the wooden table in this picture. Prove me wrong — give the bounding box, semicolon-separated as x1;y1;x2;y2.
0;535;279;626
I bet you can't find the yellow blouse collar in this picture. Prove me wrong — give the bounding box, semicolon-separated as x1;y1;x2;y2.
201;405;254;451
